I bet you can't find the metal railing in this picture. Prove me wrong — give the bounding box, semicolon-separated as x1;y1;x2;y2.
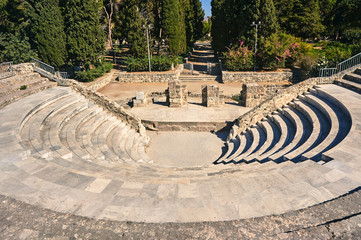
319;52;361;77
31;57;55;75
0;62;14;80
31;57;68;80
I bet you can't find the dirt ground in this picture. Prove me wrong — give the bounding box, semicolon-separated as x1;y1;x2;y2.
98;81;245;100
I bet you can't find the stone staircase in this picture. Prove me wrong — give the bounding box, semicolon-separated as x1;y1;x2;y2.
178;74;221;82
217;86;352;165
335;67;361;92
0;72;56;109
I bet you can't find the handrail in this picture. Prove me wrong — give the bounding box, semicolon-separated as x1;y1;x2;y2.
319;52;361;77
30;57;67;80
0;62;14;80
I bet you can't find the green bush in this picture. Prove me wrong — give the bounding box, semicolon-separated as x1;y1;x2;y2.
125;56;181;72
75;62;113;82
317;41;352;66
20;85;27;90
223;41;254;71
258;32;302;70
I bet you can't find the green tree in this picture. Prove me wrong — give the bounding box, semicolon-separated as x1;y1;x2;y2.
0;32;37;63
275;0;324;38
26;0;67;67
62;0;105;67
162;0;186;55
334;0;361;43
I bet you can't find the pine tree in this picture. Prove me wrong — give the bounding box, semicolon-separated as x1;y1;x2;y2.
27;0;67;67
274;0;324;38
62;0;105;67
162;0;185;55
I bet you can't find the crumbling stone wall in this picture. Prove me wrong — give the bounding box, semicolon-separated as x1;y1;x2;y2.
222;70;293;83
116;64;183;83
67;79;147;136
239;83;290;107
12;63;35;76
202;85;224;107
166;80;187;108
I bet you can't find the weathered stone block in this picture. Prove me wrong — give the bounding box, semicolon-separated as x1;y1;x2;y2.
201;85;224;107
166;80;187;108
133;91;152;107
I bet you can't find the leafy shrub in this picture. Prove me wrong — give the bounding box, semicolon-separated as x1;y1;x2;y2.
75;61;113;82
20;85;27;90
310;56;330;77
298;55;318;72
223;41;254;71
317;41;352;66
125;55;182;72
258;32;301;70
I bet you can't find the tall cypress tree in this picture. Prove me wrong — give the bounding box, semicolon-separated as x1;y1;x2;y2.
62;0;105;66
162;0;185;55
115;0;147;57
27;0;67;67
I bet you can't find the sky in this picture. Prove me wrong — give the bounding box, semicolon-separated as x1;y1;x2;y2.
201;0;211;17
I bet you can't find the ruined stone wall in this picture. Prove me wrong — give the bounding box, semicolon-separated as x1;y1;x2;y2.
240;83;290;108
116;64;184;83
222;70;293;83
12;63;35;76
86;70;118;91
67;79;146;135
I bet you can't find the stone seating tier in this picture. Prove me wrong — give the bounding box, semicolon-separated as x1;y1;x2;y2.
218;87;352;164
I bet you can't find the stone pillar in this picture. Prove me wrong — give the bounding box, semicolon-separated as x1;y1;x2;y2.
201;85;224;107
133;91;152;107
166;80;188;107
239;83;266;107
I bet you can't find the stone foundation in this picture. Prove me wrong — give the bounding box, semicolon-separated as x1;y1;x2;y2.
115;64;183;83
133;92;152;107
202;85;224;107
166;80;187;108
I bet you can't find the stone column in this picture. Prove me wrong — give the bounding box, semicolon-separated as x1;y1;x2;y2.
201;85;224;107
166;80;188;107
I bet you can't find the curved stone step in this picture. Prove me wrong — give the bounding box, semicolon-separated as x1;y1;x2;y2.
231;130;253;163
82;112;112;160
257;113;290;162
62;104;100;160
301;92;348;160
244;119;274;161
221;134;244;164
95;117;122;161
45;100;89;160
20;93;81;158
268;106;304;162
238;126;262;163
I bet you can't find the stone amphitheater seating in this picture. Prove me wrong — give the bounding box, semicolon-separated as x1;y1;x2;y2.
0;67;361;224
218;87;352;164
